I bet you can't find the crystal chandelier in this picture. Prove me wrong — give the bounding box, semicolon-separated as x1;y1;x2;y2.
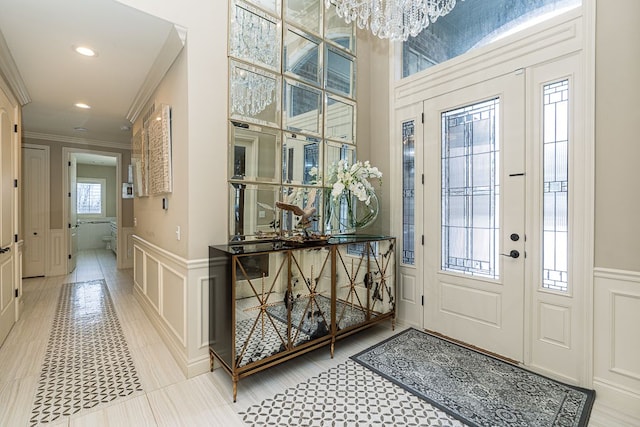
326;0;461;42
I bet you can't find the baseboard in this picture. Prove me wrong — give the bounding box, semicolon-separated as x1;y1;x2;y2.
589;399;640;427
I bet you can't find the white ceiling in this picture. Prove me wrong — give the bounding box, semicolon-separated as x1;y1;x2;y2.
0;0;182;144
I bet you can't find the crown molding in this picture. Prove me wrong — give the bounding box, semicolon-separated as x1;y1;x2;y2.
24;131;131;151
126;24;186;124
0;30;31;105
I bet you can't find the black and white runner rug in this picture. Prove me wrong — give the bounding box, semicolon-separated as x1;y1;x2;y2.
29;280;143;425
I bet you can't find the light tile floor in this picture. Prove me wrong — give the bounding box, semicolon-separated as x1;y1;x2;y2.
0;249;401;426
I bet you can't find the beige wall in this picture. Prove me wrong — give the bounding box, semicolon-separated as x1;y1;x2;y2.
23;137;133;229
121;0;226;260
594;0;640;272
77;164;117;218
132;47;189;258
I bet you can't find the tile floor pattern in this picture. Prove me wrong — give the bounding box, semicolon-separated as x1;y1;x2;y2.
29;279;143;425
239;360;464;426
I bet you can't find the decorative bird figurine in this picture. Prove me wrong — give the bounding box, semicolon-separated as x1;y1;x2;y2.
275;201;316;228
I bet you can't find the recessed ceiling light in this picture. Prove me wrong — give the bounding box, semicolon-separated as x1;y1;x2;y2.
74;127;88;132
75;103;91;109
74;46;97;57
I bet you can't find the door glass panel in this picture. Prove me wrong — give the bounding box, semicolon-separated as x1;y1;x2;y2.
441;98;500;278
542;80;569;292
402;120;415;265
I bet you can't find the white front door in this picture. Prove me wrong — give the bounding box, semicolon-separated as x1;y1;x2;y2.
0;85;17;345
22;147;47;278
423;71;526;361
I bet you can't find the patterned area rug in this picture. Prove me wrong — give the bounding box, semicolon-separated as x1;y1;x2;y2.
239;359;464;426
29;280;143;425
351;328;595;427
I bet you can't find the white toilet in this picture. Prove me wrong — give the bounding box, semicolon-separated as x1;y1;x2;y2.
102;235;111;250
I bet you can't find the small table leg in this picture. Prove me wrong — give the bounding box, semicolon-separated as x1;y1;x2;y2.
233;377;238;403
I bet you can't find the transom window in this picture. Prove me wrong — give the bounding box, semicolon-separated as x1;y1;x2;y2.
402;0;581;78
77;178;106;217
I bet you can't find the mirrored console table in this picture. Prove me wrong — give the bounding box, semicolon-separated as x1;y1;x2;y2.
209;235;395;401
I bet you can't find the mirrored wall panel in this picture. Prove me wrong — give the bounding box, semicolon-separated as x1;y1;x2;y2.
325;5;356;52
326;46;355;99
285;0;322;35
230;1;281;71
325;94;355;142
282;133;321;185
284;78;323;135
244;0;281;16
230;122;281;183
230;60;281;127
284;27;321;87
230;183;281;240
325;141;355;178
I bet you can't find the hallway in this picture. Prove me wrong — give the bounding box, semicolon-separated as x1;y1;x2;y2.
0;250;398;426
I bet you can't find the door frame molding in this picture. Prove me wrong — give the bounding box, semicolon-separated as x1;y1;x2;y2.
22;143;50;277
391;5;595;386
62;147;122;271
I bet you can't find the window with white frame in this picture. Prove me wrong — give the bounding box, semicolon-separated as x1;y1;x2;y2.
77;178;106;217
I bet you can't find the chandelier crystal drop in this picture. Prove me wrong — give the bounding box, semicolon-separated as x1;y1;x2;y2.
326;0;461;42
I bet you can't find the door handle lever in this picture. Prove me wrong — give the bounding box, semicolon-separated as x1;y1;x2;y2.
500;250;520;259
0;247;10;254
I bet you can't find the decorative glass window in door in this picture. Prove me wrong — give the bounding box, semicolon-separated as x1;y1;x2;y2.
402;120;415;265
542;80;569;292
441;99;500;279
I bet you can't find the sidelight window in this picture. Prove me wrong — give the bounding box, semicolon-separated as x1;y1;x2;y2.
542;80;569;292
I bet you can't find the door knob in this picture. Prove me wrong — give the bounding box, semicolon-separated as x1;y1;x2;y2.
501;250;520;259
33;232;38;235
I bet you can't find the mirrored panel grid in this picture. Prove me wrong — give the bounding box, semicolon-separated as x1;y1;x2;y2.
243;0;281;16
285;0;322;35
283;78;323;135
280;186;324;236
229;183;281;240
230;60;281;127
284;27;322;86
230;122;281;183
325;94;355;142
282;133;321;185
325;46;355;98
230;1;281;71
324;5;356;53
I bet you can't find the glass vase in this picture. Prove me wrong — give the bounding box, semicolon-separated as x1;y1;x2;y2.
325;191;379;235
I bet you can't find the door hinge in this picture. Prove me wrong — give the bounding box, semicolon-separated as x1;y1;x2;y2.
68;223;71;229
421;235;424;245
68;161;71;166
421;295;424;306
68;192;71;197
68;254;72;259
13;179;18;188
14;234;18;242
13;124;18;133
421;112;424;123
421;174;424;185
15;289;18;298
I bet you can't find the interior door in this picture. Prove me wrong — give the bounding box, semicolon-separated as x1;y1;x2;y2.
423;71;526;362
22;147;46;277
68;155;77;273
0;86;16;345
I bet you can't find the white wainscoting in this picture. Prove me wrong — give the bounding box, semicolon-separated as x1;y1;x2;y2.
592;268;640;425
132;235;210;378
118;227;135;269
47;229;66;277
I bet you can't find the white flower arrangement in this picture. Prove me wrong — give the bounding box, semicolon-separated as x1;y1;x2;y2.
326;160;382;205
